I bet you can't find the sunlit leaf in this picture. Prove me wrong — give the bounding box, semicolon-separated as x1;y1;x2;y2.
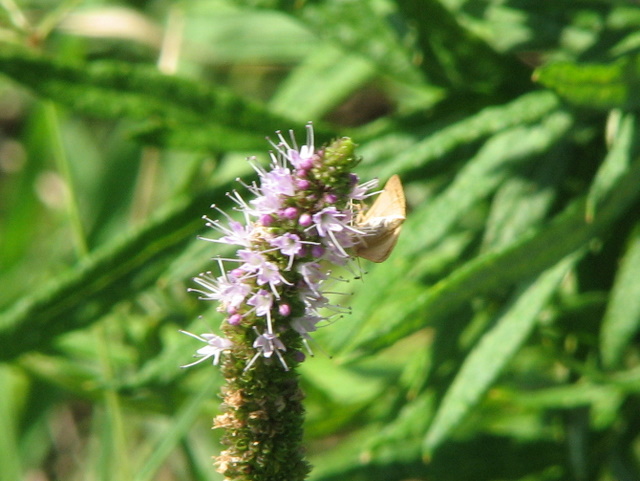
423;253;579;454
534;54;640;110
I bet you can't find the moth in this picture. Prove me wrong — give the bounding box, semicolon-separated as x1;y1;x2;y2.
354;174;406;263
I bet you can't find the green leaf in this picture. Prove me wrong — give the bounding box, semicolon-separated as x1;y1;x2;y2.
422;253;579;454
534;54;640;110
364;391;434;459
269;44;375;121
369;90;562;180
348;155;640;358
0;366;24;481
0;189;215;361
133;375;218;481
406;111;573;253
395;0;530;92
481;151;565;250
600;224;640;368
511;382;625;431
332;110;572;353
302;1;426;87
0;48;331;150
587;111;636;221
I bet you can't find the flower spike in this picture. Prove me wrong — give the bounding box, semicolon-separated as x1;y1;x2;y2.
181;124;399;481
182;124;379;372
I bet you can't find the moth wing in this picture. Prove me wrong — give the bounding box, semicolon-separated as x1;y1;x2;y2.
361;174;406;222
355;223;403;263
355;175;406;262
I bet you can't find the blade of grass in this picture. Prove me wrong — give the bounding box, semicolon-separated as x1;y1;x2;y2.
534;54;640;111
422;252;580;454
349;155;640;357
133;375;218;481
0;188;217;361
600;224;640;368
587;111;637;221
330;111;572;352
370;90;561;179
0;48;336;150
0;366;23;481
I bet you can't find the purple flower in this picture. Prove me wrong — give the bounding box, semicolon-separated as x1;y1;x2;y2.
278;303;291;316
282;206;299;220
298;262;328;294
291;315;323;356
190;271;251;309
299;213;312;227
247;289;274;317
245;331;288;371
311;245;325;258
271;233;303;257
179;331;232;367
296;178;310;189
350;178;379;200
310;207;359;257
261;166;296;197
271;123;315;169
256;261;288;292
183;123;381;371
311;207;347;237
247;289;275;332
291;314;321;339
238;249;267;273
251;192;282;215
321;230;356;264
201;215;254;247
271;233;305;270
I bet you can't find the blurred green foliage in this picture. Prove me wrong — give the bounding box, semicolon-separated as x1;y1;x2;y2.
1;1;640;480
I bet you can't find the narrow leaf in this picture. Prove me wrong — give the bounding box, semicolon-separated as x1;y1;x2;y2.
512;383;625;431
269;45;375;121
482;148;567;250
372;90;561;180
395;0;530;91
587;111;636;221
534;54;640;110
349;156;640;357
0;189;215;361
133;376;218;481
333;111;572;352
601;224;640;368
0;367;23;481
302;1;425;87
0;49;333;150
423;253;579;454
403;111;573;254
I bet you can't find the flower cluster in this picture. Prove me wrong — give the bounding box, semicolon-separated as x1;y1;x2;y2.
182;123;377;371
